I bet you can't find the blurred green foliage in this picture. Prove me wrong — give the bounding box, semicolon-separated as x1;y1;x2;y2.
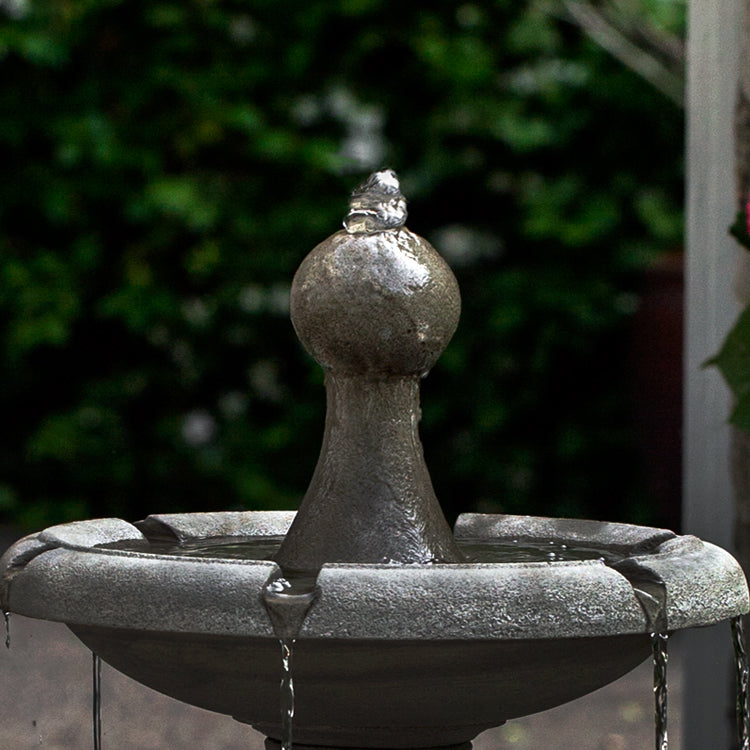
0;0;684;530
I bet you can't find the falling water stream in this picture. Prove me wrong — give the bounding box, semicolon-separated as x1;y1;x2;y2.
261;576;319;750
732;615;750;750
608;561;669;750
651;632;669;750
92;653;102;750
279;639;295;750
3;610;9;650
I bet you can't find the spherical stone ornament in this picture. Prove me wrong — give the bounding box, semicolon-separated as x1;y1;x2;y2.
290;171;460;377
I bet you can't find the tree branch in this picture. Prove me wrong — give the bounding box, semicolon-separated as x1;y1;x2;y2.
562;0;684;107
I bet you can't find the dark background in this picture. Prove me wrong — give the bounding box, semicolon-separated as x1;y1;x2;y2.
0;0;685;531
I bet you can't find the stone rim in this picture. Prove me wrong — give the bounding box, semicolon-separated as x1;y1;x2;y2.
2;511;747;639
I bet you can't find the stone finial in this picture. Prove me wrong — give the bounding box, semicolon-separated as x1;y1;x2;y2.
289;170;460;378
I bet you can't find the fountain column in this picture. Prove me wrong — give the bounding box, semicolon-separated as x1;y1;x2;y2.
274;170;463;573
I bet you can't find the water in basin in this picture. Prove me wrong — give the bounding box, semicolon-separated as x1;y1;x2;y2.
100;535;626;566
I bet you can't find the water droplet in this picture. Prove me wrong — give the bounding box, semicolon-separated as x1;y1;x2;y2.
267;577;292;594
343;169;407;234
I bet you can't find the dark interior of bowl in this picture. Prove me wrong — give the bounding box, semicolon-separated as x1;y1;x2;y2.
69;624;650;748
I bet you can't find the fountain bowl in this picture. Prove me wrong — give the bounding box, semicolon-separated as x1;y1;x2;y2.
2;509;747;748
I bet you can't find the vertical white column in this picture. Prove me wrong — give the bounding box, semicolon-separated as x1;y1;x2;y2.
684;0;743;747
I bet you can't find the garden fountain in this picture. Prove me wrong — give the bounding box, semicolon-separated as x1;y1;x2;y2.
1;170;749;749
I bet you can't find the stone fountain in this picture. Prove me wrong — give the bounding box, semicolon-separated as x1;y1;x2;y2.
1;170;748;749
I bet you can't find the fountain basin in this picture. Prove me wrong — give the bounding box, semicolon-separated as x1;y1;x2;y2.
2;510;747;748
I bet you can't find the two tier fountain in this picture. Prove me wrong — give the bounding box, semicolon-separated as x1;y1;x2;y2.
2;171;748;749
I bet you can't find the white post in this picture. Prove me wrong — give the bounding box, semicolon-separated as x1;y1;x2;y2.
684;0;743;747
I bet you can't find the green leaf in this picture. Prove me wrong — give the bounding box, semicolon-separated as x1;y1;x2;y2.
711;306;750;401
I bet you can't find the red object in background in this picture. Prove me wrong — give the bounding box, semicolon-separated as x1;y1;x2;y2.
629;252;684;532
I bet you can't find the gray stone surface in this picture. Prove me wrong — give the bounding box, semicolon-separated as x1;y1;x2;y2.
38;518;145;548
8;547;279;635
616;537;750;630
455;513;750;632
306;560;645;640
136;510;295;542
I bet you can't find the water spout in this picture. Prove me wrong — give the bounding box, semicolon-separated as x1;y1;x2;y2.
262;575;319;750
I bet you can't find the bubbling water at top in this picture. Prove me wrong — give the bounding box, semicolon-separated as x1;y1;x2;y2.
342;169;408;234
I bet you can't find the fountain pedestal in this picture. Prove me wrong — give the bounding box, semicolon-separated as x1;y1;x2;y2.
277;170;462;573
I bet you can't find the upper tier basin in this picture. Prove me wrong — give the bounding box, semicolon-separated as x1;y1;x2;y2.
2;509;747;748
3;171;748;749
